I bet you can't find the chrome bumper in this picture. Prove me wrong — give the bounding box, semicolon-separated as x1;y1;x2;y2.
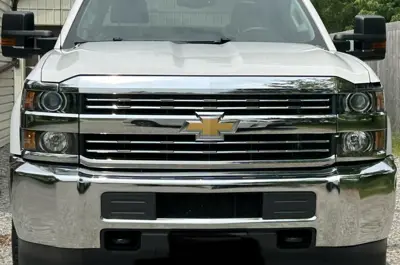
10;156;397;249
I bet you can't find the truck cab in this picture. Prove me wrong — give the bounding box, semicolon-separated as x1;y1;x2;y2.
2;0;396;265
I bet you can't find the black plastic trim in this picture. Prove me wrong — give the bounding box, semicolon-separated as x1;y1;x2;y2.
262;192;316;219
101;192;156;220
17;235;387;265
101;192;316;220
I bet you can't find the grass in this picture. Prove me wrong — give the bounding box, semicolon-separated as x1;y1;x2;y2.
393;133;400;157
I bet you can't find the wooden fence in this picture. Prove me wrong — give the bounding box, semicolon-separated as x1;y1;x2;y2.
333;22;400;132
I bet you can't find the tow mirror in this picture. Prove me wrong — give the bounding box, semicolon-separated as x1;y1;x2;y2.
333;15;386;61
1;11;57;59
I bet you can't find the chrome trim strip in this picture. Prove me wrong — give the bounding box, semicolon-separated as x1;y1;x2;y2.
80;114;335;119
22;123;79;134
80;114;387;134
79;155;336;169
80;115;337;134
86;140;330;145
85;105;331;110
61;76;341;94
25;80;58;92
23;151;78;164
23;111;79;118
60;75;380;94
336;152;387;162
85;98;331;103
86;149;330;154
102;217;317;226
337;113;387;132
77;167;337;178
22;112;79;133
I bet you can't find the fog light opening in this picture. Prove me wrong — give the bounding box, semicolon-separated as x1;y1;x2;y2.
277;229;313;249
103;230;141;251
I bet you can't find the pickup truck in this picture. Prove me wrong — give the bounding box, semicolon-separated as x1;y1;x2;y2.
1;0;396;264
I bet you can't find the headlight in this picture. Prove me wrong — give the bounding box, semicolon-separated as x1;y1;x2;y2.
338;130;386;161
346;93;372;113
342;91;384;114
338;84;387;161
21;80;79;164
39;91;67;112
342;131;373;154
23;130;78;155
21;129;79;163
39;132;70;153
22;80;78;113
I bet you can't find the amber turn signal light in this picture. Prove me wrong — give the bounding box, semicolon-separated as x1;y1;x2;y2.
24;91;36;110
374;130;385;151
0;38;16;46
23;130;36;150
375;91;385;112
372;41;386;49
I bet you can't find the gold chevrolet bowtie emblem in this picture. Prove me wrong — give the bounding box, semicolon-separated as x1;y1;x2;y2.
180;112;239;141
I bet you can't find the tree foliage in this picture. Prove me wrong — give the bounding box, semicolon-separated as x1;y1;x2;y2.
311;0;400;32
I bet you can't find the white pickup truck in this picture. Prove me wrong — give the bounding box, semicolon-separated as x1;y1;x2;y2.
1;0;396;264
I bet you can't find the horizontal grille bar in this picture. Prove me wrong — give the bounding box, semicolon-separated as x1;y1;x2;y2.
86;149;330;154
81;134;334;162
86;98;331;103
82;94;334;115
86;140;330;145
86;106;331;110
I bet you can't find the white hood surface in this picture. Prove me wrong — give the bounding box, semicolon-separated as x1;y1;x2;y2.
40;41;371;84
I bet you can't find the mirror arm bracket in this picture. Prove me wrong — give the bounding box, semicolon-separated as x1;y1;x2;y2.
10;46;48;55
3;30;53;38
333;33;386;42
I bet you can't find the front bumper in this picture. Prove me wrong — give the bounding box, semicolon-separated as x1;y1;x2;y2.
10;156;397;249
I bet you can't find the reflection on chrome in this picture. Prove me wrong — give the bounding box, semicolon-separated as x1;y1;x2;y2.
60;76;376;94
12;74;394;255
10;156;396;249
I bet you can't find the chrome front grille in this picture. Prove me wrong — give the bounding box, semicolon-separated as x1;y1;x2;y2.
72;76;341;169
82;134;334;161
82;94;335;115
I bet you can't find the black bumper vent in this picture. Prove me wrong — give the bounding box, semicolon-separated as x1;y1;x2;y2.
101;192;316;220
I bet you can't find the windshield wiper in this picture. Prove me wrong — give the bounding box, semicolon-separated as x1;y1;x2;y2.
73;37;124;47
74;41;87;46
174;38;232;44
74;37;231;47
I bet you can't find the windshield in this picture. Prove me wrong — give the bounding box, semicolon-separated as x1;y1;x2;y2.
63;0;327;49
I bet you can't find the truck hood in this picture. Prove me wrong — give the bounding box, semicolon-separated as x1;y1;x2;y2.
40;41;371;83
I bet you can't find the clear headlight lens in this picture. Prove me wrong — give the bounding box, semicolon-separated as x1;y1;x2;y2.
339;130;386;159
39;92;67;112
342;91;384;114
342;131;372;154
347;93;372;113
22;130;77;155
39;132;70;153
